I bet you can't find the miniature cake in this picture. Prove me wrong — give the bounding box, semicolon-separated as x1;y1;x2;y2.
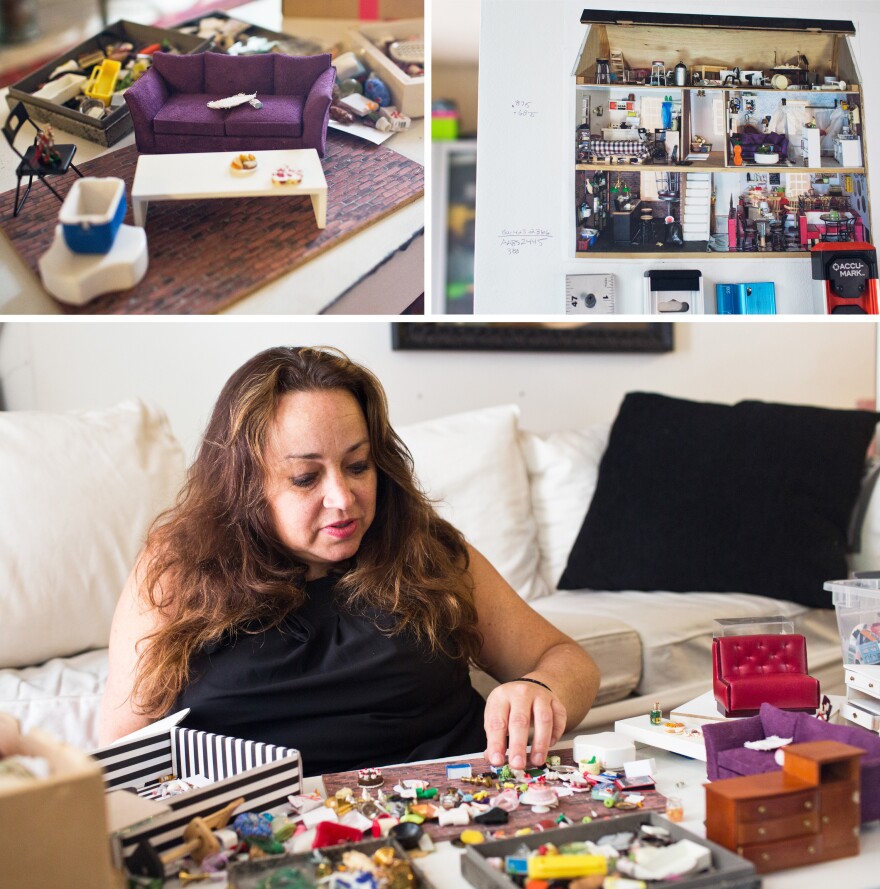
271;165;304;186
357;767;383;788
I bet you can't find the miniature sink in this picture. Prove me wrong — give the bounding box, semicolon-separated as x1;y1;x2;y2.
59;177;127;255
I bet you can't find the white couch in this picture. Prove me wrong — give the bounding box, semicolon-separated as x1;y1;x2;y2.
1;401;868;752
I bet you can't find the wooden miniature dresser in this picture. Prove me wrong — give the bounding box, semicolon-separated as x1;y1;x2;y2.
705;741;863;874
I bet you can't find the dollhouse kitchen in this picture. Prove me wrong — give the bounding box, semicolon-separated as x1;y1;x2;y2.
573;11;871;261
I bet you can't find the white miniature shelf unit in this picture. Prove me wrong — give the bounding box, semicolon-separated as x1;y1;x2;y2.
573;10;871;260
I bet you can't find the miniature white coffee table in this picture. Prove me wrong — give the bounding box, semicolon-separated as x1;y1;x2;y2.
131;148;327;229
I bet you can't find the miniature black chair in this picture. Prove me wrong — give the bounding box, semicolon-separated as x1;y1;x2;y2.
2;102;83;217
841;215;857;243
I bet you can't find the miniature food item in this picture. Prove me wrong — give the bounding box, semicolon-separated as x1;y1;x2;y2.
271;165;303;185
230;153;257;172
663;721;685;734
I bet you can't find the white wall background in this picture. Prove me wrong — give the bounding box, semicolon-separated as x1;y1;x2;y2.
475;0;880;314
0;320;874;458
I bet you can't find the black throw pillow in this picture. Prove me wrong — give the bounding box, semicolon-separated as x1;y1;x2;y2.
557;392;878;607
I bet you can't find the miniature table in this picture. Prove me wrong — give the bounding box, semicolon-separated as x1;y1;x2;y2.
611;199;642;244
131;149;327;229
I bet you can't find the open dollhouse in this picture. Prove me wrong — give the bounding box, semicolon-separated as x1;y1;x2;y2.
573;11;871;259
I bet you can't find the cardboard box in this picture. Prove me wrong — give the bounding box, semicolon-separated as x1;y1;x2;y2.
0;714;115;889
349;18;424;118
283;0;422;19
7;21;209;147
92;716;302;874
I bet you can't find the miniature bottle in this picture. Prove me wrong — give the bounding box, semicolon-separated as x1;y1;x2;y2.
650;702;662;725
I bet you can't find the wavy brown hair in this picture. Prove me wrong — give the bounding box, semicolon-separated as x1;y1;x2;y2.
133;346;482;717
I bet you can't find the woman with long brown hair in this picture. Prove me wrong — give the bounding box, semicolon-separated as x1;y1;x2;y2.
99;346;599;776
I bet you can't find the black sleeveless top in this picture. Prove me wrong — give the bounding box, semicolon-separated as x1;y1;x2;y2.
175;576;487;777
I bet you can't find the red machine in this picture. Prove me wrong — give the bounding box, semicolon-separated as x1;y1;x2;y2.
811;242;878;314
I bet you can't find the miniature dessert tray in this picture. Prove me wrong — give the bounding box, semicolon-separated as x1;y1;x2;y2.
130;148;327;228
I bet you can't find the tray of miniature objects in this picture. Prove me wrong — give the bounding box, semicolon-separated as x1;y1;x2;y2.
461;812;761;889
227;837;435;889
172;9;321;58
7;21;210;146
347;18;424;118
321;747;669;844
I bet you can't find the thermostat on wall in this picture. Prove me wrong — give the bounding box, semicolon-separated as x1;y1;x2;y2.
566;273;616;314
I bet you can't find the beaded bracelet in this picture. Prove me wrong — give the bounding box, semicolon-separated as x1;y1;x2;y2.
514;676;554;694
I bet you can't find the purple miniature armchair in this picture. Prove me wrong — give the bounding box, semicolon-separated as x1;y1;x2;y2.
703;703;880;823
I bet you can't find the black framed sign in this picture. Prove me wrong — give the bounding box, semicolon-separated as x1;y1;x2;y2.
391;322;674;353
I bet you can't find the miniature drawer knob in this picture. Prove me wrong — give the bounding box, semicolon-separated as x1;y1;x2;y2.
854;791;861;804
822;816;830;825
808;846;816;855
761;853;770;861
758;827;766;836
805;819;813;828
803;801;813;810
757;805;767;814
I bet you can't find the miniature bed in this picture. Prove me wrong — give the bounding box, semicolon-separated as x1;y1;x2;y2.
124;51;334;156
0;395;876;753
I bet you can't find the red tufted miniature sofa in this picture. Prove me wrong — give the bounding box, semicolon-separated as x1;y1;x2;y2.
712;634;820;718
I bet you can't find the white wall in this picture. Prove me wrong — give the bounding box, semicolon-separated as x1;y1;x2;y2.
476;0;880;314
0;321;874;458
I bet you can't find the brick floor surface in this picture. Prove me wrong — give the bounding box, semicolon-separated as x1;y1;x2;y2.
0;131;424;314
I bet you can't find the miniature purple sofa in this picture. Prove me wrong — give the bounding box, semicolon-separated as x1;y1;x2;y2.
124;51;334;156
703;702;880;823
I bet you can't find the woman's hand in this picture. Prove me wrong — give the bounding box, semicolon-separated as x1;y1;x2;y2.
466;544;600;771
484;678;568;769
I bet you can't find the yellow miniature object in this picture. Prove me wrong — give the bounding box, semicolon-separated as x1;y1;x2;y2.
84;59;122;106
459;830;484;845
527;854;607;880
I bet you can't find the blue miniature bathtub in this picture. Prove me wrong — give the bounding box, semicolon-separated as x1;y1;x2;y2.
59;177;126;254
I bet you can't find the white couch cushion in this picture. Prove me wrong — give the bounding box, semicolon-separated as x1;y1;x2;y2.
398;405;548;601
520;424;611;591
0;400;186;669
470;594;641;709
0;649;107;751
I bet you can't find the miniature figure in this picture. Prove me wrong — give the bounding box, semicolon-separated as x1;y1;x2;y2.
33;126;62;167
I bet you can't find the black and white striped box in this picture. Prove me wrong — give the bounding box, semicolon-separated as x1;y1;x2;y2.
92;719;301;868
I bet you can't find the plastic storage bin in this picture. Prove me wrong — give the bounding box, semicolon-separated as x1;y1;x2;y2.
713;616;794;637
826;577;880;664
59;177;127;254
